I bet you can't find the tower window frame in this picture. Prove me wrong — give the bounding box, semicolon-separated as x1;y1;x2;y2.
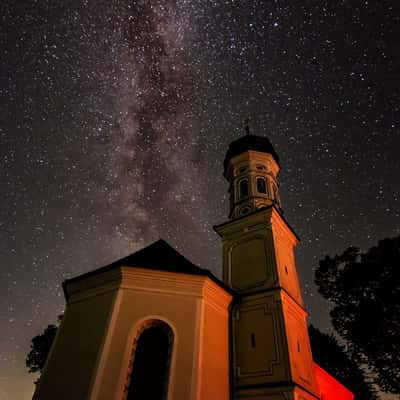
256;177;267;194
272;183;280;204
238;179;249;199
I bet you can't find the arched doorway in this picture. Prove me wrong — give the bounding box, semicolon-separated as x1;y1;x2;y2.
125;320;173;400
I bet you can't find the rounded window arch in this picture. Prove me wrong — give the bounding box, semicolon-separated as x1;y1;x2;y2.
124;320;174;400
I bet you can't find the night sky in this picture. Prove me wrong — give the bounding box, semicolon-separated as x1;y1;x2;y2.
1;1;399;399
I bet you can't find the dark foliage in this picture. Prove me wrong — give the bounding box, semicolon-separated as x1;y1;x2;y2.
315;236;400;393
26;315;62;382
309;325;378;400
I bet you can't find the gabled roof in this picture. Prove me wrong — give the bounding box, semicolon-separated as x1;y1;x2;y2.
63;239;235;296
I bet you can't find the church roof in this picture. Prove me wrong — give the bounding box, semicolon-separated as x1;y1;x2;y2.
63;239;235;296
108;239;206;274
224;134;280;175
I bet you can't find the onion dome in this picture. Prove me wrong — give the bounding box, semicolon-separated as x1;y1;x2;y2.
223;134;279;176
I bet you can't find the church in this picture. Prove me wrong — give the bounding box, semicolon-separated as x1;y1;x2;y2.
33;133;354;400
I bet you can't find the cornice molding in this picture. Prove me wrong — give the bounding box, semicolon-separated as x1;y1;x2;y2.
280;290;308;319
65;266;233;308
215;205;300;244
65;268;122;303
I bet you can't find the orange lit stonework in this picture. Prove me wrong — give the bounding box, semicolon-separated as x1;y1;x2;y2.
215;205;319;399
33;134;353;400
215;135;353;400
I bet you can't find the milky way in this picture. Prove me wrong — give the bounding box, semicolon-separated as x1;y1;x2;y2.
1;1;399;399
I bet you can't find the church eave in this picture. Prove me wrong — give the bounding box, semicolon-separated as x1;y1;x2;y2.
62;239;237;300
214;204;301;243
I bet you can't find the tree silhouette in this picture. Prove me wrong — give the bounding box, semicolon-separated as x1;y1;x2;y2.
315;236;400;393
308;324;378;400
26;315;62;383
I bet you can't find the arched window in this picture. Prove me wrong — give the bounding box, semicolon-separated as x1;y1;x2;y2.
126;321;173;400
239;179;249;199
256;178;267;194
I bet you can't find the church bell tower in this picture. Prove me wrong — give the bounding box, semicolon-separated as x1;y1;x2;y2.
215;133;319;400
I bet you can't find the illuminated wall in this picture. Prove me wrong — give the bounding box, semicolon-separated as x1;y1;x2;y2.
33;266;232;400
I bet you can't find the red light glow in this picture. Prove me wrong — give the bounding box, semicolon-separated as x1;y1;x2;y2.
314;363;354;400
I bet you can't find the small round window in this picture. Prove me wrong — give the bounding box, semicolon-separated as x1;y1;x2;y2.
239;206;251;216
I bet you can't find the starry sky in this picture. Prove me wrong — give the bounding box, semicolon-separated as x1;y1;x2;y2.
1;1;399;399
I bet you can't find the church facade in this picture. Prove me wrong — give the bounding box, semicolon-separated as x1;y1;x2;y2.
33;134;354;400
